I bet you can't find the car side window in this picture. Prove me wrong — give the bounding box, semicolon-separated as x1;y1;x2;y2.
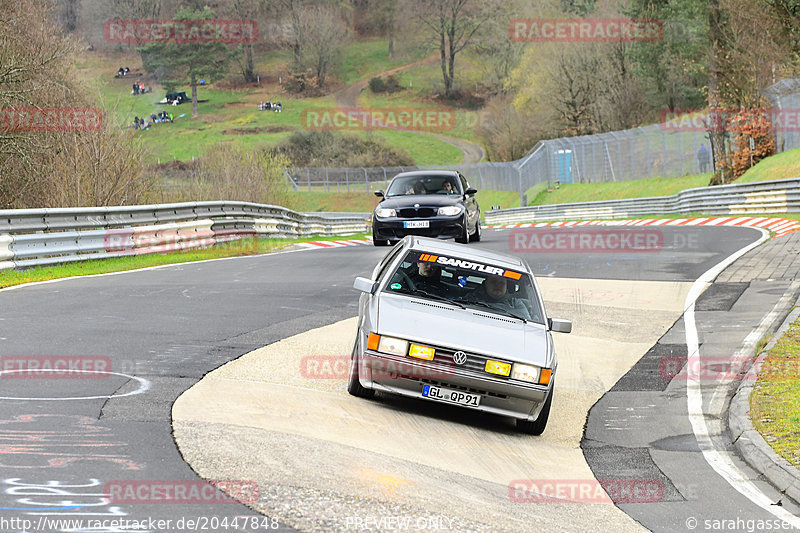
373;245;405;282
458;173;469;193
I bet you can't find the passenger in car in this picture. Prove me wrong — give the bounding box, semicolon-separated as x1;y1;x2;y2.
466;276;532;320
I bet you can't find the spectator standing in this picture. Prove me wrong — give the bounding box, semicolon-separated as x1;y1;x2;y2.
698;145;710;173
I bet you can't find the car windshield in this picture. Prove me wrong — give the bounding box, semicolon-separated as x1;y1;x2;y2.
385;176;461;197
384;250;544;324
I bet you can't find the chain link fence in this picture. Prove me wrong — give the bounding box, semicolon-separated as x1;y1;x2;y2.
286;78;800;206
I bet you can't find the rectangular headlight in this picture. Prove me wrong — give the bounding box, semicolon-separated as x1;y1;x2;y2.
409;344;435;360
511;363;541;383
377;336;408;356
375;208;396;218
485;360;512;376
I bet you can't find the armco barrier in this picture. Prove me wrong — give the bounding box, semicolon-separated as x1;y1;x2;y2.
0;201;370;271
485;177;800;225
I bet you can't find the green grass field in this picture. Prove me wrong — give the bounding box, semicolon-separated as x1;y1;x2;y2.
528;174;714;205
751;318;800;469
77;44;464;166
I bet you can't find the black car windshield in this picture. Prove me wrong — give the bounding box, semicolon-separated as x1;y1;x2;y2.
384;250;544;324
385;175;461;197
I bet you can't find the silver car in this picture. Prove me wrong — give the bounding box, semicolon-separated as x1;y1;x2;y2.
349;236;571;434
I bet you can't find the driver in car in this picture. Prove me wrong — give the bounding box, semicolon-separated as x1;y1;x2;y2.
408;261;446;295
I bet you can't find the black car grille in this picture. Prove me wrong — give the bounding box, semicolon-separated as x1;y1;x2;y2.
397;207;436;218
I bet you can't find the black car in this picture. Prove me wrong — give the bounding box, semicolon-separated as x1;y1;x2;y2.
371;171;481;246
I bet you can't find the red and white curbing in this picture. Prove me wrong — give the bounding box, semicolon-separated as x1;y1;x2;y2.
296;238;372;249
488;217;800;238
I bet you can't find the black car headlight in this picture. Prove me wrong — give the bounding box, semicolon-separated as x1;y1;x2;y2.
437;206;462;216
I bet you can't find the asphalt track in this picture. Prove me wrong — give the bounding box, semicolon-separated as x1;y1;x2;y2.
0;225;796;532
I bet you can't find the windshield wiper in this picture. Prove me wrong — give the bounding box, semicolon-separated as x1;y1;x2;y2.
398;288;466;309
452;299;528;323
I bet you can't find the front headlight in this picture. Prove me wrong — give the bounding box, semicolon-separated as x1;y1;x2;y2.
377;336;408;356
511;363;542;383
437;205;462;216
375;208;396;218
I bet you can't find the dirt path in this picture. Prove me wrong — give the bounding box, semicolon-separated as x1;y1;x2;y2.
333;55;486;165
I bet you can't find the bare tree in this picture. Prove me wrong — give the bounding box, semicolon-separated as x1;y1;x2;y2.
296;4;350;86
408;0;486;98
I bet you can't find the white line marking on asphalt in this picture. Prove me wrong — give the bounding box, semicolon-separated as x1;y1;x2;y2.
684;228;800;527
0;369;151;401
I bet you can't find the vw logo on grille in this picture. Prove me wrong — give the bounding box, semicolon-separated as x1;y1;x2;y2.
452;351;468;365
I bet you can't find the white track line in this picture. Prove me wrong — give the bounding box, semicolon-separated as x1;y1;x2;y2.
684;228;800;527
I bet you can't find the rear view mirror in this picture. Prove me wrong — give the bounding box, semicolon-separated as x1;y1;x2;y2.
548;318;572;334
374;190;385;198
353;277;378;294
465;187;478;196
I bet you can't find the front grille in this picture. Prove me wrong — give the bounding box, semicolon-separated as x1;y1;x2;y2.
398;207;436;218
430;345;513;378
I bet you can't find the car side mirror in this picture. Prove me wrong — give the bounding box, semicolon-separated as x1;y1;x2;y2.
465;187;478;196
354;277;378;294
548;318;572;334
374;190;385;198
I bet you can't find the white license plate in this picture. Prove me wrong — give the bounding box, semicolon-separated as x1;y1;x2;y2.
422;384;481;407
404;220;430;228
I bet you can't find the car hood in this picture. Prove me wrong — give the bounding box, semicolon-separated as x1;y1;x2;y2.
378;195;462;209
376;293;551;366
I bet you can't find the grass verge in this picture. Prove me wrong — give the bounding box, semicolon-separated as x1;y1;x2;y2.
0;234;367;289
751;317;800;469
529;174;714;206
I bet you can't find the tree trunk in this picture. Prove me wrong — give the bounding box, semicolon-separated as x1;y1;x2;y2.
708;0;726;185
244;44;256;83
191;75;198;117
62;0;78;32
439;31;450;97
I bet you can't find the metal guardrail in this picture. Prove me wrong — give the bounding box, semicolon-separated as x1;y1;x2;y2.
0;201;369;271
484;178;800;225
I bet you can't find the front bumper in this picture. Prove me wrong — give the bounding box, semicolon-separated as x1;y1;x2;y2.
373;215;464;241
358;351;551;421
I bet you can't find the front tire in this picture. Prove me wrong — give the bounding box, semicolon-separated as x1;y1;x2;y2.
347;344;375;398
469;218;481;242
516;382;553;435
372;231;389;246
455;217;470;244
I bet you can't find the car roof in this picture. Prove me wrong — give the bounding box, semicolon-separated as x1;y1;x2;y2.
391;170;460;179
403;237;529;272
